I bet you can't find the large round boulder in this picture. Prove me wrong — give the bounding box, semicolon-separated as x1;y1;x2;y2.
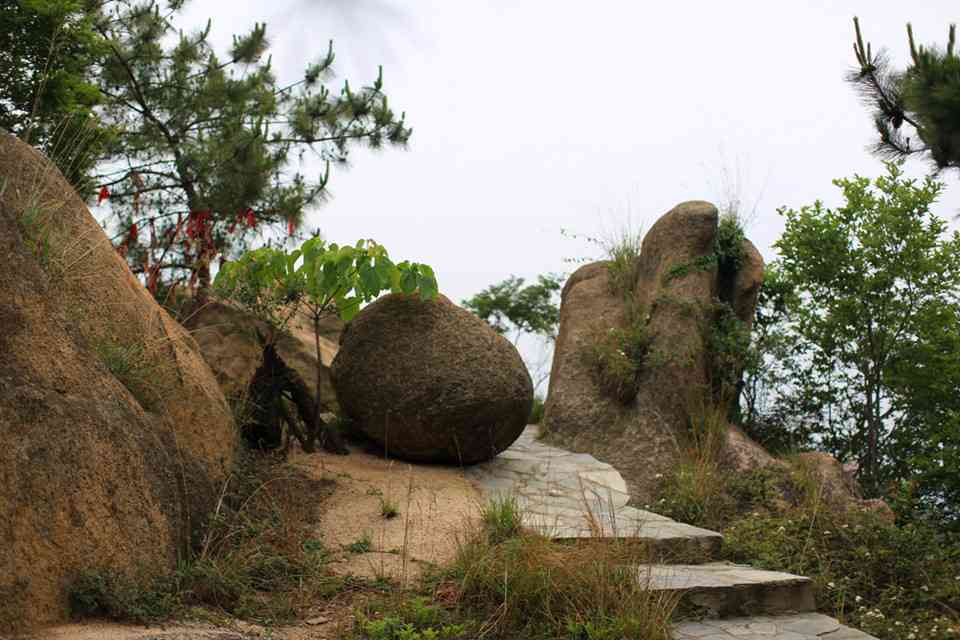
331;294;533;464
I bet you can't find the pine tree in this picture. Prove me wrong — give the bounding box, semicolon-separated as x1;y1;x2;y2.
0;0;106;193
92;1;411;300
848;17;960;174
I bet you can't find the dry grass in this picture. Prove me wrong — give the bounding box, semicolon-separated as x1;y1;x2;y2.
69;452;348;625
351;495;679;640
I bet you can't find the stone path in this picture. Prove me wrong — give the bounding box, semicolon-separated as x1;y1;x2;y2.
466;426;722;553
468;426;876;639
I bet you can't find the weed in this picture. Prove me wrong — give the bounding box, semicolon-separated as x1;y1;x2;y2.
94;338;165;411
15;199;53;269
348;533;374;554
355;596;470;639
480;495;523;545
380;496;400;520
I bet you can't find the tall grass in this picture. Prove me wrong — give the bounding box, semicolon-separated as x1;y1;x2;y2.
69;452;343;625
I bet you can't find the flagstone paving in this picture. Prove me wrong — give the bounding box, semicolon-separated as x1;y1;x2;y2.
466;426;723;553
467;426;877;639
674;613;877;640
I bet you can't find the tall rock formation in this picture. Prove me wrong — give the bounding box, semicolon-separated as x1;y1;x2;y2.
542;201;769;503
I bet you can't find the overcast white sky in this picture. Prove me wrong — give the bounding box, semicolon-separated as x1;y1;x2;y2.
182;0;960;308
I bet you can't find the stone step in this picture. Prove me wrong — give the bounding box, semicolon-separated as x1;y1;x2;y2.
673;612;877;640
520;501;722;558
640;563;816;617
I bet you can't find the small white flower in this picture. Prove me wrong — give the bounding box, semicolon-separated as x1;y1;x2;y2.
855;595;863;603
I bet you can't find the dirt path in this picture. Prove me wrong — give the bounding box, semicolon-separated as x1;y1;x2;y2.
289;440;483;586
37;443;483;640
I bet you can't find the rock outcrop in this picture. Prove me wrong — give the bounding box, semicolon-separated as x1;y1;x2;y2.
542;201;769;503
0;134;236;632
185;300;341;411
331;294;533;464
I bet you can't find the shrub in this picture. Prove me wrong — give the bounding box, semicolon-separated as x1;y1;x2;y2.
655;411;960;640
582;322;652;404
723;509;960;640
714;212;746;276
68;569;177;624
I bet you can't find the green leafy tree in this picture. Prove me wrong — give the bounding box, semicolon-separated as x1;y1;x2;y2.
93;1;411;300
739;264;819;454
849;17;960;174
0;0;106;192
215;237;437;452
462;274;563;342
774;162;960;504
463;273;563;393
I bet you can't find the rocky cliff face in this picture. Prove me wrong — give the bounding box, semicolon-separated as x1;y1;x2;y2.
542;201;769;504
0;134;236;632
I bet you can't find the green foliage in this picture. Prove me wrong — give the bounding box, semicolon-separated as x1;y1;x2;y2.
480;495;523;545
657;431;960;640
92;1;411;294
215;237;438;328
582;321;652;404
664;253;716;283
714;212;747;275
706;302;752;400
68;569;177;624
462;273;562;340
357;598;469;640
603;224;644;298
849;18;960;173
739;264;817;454
774;163;960;507
664;213;746;285
723;509;960;640
0;0;106;191
347;533;373;554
